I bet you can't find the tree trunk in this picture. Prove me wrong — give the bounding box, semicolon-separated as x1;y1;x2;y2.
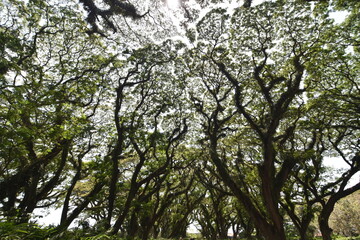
141;224;152;240
169;218;188;239
55;182;104;235
111;191;135;234
108;84;125;229
106;154;120;230
127;209;139;239
298;217;313;240
259;223;286;240
319;213;333;240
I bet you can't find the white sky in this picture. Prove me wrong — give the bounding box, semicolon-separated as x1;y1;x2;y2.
167;0;181;9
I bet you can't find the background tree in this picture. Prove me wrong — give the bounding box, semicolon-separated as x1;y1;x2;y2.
330;190;360;237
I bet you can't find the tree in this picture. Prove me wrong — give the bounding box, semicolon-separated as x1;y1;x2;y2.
183;1;359;239
1;0;359;239
0;0;112;223
301;4;360;237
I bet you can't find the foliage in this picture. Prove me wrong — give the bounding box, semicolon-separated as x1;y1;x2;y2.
0;220;55;239
330;191;360;237
0;0;359;239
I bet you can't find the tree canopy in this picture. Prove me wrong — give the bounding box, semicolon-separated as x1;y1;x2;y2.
0;0;359;240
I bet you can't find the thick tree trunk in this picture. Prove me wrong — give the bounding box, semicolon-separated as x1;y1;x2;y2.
111;187;137;234
319;221;333;240
127;209;139;238
298;217;313;240
258;223;286;240
209;145;287;240
153;225;159;239
169;217;188;239
108;84;125;229
319;209;334;240
141;224;152;240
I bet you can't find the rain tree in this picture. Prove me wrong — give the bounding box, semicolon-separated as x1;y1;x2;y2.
1;0;359;239
184;1;359;240
0;0;113;222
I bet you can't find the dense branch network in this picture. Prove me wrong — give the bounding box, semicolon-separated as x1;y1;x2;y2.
1;0;359;239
